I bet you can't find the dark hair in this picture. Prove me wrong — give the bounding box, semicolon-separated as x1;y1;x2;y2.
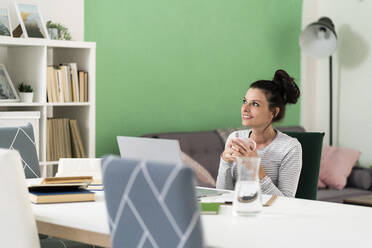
249;69;300;122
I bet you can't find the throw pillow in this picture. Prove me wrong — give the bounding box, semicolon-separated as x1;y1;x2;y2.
318;145;361;190
181;151;216;188
318;179;327;189
347;168;372;190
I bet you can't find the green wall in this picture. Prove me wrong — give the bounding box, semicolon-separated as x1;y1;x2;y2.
85;0;303;157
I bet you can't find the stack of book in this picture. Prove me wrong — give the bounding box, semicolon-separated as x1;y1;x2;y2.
47;118;86;161
28;176;95;204
46;63;88;103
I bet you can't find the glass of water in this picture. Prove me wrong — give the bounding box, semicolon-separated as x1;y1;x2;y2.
233;156;262;216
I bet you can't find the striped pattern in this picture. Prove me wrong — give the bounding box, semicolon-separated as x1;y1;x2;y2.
216;130;302;197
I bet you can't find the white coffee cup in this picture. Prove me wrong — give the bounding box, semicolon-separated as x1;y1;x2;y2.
234;131;257;151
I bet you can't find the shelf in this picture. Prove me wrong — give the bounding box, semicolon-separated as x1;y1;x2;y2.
0;36;95;48
46;102;91;106
0;102;91;107
0;39;96;177
0;103;44;107
40;161;58;166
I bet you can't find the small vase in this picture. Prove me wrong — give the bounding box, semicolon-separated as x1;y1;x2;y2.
19;92;33;103
48;28;58;40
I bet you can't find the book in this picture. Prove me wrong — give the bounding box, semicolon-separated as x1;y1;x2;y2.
28;176;95;204
84;71;88;102
46;66;54;102
41;176;93;185
29;188;94;204
69;63;79;102
70;119;86;158
56;68;64;102
79;70;85;102
60;65;72;102
51;67;59;102
200;203;220;215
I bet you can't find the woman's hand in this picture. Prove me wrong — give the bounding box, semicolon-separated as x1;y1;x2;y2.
230;138;258;158
221;138;258;163
222;139;266;179
221;140;237;163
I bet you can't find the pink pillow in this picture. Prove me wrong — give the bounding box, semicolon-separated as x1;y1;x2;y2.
317;179;327;189
181;151;216;188
319;145;361;190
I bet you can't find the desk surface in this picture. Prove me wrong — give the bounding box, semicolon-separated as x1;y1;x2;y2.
32;191;372;248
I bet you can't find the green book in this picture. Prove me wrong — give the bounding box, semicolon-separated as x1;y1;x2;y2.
200;203;220;215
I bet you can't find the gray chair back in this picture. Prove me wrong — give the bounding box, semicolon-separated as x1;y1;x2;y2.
0;123;40;178
102;156;203;248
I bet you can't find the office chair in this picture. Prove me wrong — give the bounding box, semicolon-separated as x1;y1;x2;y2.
0;125;93;248
0;123;41;178
102;156;203;248
284;132;325;200
0;149;40;248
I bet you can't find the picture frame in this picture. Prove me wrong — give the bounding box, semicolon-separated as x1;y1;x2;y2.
0;64;20;102
14;3;49;39
0;8;12;37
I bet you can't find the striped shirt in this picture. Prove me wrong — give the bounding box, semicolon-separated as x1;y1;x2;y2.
216;129;302;197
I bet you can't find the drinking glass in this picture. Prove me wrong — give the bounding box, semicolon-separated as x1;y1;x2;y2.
233;156;262;216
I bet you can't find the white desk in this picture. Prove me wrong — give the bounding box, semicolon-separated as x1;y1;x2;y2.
32;192;372;248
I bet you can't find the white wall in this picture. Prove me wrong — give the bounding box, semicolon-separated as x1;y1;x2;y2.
0;0;84;41
302;0;372;166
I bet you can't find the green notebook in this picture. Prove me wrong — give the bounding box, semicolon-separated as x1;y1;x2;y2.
200;203;220;215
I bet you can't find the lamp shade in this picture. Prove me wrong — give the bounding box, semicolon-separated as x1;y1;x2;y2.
299;17;337;58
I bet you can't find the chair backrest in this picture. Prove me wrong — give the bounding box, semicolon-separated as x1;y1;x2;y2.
56;158;102;183
101;156;203;248
0;149;40;248
0;123;40;178
284;132;325;200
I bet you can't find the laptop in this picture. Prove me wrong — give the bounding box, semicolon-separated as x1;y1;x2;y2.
116;135;226;198
117;136;182;163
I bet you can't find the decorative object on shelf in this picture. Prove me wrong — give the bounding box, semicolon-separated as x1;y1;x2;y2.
18;82;33;103
46;21;71;40
299;17;337;146
0;64;19;102
14;3;49;39
0;8;12;37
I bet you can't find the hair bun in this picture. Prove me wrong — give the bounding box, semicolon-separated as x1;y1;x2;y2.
273;69;300;104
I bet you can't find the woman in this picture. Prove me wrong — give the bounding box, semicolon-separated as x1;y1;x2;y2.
216;69;302;197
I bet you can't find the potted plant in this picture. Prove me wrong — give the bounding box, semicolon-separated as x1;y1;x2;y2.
18;82;34;103
46;21;72;40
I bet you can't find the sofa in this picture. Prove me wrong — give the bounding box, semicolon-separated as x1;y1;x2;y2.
143;126;372;204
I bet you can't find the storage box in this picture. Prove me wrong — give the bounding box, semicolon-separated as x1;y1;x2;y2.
0;111;41;157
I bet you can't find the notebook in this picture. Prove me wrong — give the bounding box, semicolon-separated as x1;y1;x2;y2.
200;203;220;215
28;176;95;204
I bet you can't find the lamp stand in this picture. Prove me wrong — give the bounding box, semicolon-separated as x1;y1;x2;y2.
329;56;333;146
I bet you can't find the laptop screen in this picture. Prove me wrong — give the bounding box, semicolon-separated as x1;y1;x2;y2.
117;136;182;164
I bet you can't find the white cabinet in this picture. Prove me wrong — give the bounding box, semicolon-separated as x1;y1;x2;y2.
0;37;96;176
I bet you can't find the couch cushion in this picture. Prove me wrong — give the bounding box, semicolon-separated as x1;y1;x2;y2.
142;131;224;180
317;187;372;203
319;145;361;190
181;151;216;188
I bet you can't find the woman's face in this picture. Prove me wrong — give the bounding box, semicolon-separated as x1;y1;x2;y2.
241;88;276;128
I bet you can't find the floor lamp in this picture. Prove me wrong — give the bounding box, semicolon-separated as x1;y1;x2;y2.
299;17;338;146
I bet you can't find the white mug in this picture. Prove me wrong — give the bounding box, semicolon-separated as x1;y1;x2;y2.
234;131;257;151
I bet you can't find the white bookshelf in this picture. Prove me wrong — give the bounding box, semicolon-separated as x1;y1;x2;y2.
0;37;96;177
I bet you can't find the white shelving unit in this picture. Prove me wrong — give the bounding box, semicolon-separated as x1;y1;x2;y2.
0;37;96;176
